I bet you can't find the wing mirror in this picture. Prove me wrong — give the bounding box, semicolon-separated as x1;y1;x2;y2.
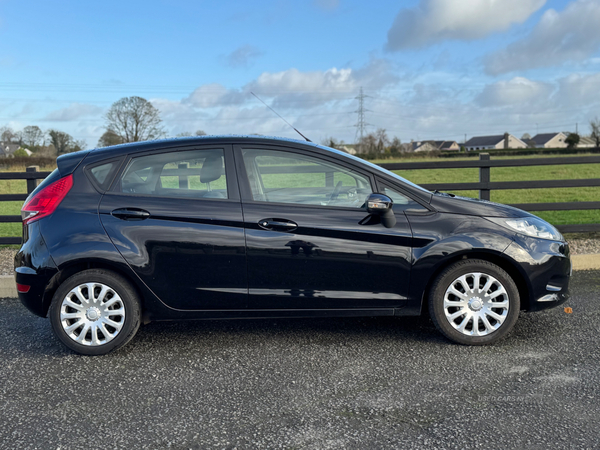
365;193;396;228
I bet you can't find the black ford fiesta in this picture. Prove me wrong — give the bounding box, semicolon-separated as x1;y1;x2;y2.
15;136;570;355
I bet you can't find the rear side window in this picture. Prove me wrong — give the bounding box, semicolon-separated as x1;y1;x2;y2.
118;149;228;199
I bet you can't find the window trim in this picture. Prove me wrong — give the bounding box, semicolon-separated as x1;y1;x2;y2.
109;145;240;201
233;144;376;210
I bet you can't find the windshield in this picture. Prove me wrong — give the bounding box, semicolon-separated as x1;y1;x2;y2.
318;145;431;194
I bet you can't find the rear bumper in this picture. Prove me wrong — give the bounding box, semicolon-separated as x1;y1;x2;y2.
14;221;58;317
503;236;571;312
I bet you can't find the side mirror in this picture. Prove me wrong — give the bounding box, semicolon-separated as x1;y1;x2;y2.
365;193;396;228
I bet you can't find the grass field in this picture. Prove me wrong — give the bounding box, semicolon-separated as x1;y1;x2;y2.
1;154;599;239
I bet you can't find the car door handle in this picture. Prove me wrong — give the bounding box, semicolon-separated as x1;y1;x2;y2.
258;218;298;232
112;208;151;221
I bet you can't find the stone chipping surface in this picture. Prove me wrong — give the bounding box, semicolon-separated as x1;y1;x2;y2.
0;271;599;449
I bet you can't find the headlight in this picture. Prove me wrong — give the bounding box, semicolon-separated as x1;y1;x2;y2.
488;216;563;241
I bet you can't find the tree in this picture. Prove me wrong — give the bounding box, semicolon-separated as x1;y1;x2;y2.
48;130;74;155
565;132;580;149
0;126;16;143
13;148;29;157
590;117;600;147
389;136;402;153
104;96;165;143
375;128;390;153
97;129;123;147
321;137;339;149
21;126;44;148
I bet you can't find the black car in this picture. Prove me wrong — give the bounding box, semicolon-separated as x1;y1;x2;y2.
15;136;570;355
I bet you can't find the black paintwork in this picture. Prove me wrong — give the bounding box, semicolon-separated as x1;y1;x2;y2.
14;136;570;323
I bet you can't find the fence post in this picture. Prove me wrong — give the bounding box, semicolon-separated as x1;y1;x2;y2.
26;166;40;194
479;153;490;200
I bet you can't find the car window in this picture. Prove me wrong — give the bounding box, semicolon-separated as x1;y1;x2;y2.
380;184;427;211
119;149;228;199
242;149;372;208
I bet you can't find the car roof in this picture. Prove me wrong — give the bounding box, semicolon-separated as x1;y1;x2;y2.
89;135;322;157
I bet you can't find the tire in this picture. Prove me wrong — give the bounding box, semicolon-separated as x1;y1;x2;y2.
49;269;141;355
428;259;520;345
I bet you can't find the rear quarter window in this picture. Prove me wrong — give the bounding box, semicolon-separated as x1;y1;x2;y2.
85;160;121;191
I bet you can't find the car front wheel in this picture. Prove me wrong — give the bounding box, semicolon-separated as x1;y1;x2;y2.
429;259;520;345
49;269;141;355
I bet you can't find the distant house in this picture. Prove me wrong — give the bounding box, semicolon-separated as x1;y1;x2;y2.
412;140;460;152
337;144;358;155
0;142;20;158
530;132;567;148
464;133;527;151
412;141;438;152
435;140;460;151
577;136;597;148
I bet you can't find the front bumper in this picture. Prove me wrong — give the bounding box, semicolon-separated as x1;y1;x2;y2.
503;235;571;312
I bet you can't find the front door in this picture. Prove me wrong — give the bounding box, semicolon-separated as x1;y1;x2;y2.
99;145;247;310
235;145;413;310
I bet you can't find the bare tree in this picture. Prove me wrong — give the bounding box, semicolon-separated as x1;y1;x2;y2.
389;136;402;153
21;125;44;148
590;117;600;147
375;128;390;153
97;129;123;147
48;130;74;155
105;96;165;143
0;126;16;143
321;137;339;149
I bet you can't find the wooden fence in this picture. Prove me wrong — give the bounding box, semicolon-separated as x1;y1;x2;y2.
0;153;598;245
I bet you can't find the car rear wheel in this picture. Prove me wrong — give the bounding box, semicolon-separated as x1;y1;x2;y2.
49;269;141;355
428;259;520;345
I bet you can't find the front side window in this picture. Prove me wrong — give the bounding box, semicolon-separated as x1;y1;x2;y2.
119;149;227;199
242;149;371;208
379;183;427;211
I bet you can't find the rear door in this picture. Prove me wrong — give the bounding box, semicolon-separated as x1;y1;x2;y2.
99;145;247;310
235;144;414;310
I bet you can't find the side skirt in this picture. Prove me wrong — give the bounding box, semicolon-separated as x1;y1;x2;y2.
145;307;414;323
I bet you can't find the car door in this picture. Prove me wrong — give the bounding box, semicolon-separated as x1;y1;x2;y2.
99;145;247;310
234;144;414;310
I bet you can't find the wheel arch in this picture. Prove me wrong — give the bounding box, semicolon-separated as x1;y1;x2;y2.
417;250;532;316
40;259;147;319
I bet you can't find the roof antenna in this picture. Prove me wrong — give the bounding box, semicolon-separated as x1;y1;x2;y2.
250;92;311;142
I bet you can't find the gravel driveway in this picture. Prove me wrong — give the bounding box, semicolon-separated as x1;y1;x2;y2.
0;271;598;449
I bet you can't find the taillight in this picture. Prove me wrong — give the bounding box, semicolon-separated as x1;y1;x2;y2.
21;174;73;225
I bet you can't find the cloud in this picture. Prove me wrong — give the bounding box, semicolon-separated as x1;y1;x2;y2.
475;77;553;107
485;0;600;74
222;45;263;68
386;0;545;50
313;0;340;11
44;103;104;122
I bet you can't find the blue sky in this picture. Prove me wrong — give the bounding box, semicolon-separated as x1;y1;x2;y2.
1;0;600;147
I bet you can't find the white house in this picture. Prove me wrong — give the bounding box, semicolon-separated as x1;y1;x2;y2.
530;132;567;148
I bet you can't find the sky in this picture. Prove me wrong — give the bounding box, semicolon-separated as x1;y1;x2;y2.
1;0;600;147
